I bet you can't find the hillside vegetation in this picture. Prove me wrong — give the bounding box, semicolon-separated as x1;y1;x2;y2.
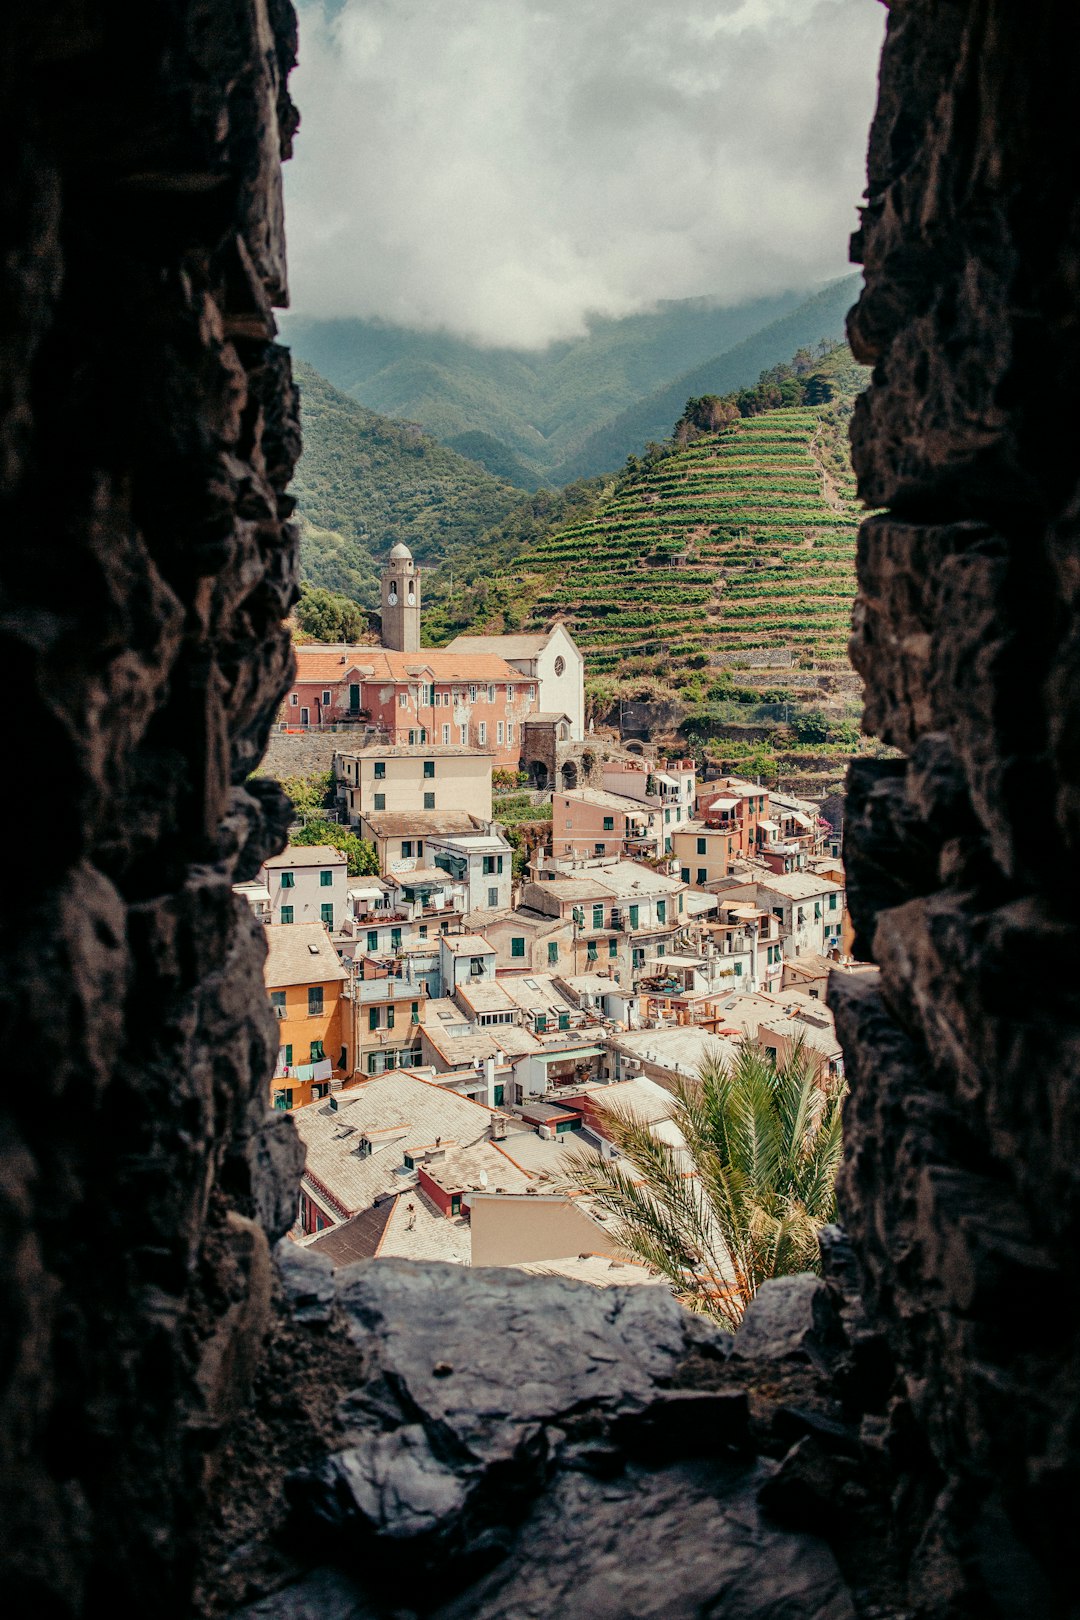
283;283;854;486
549;276;858;483
421;343;876;796
291;359;522;607
424;344;865;667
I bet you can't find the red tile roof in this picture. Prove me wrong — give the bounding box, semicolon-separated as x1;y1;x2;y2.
292;644;529;685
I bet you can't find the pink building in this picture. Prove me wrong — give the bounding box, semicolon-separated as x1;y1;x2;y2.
551;787;666;861
281;645;538;770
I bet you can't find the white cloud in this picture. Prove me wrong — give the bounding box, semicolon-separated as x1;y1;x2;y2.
284;0;885;347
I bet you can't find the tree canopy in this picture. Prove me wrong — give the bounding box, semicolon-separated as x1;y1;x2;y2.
565;1040;845;1330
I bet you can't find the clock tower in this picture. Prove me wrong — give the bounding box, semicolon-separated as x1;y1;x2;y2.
381;541;420;652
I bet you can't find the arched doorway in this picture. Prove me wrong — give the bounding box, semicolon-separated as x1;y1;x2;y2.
560;760;579;791
529;760;549;790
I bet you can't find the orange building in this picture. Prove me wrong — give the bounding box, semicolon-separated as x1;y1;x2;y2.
697;776;769;858
265;923;349;1111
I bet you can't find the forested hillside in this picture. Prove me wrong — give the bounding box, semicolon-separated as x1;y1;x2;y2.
548;275;858;483
291;359;523;607
282;286;815;485
422;342;866;663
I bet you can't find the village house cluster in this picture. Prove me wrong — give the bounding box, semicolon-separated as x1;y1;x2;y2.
239;545;858;1283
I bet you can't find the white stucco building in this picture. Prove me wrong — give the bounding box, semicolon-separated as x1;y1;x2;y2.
260;845;349;932
444;625;585;742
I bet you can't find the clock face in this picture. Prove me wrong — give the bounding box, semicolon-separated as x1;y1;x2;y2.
407;589;415;604
388;590;398;605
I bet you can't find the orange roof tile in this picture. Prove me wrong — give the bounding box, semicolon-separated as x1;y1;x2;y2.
292;643;529;685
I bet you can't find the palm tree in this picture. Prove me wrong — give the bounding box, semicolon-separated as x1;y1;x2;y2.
564;1040;845;1331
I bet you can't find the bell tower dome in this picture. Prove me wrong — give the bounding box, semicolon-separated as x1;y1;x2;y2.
381;541;420;652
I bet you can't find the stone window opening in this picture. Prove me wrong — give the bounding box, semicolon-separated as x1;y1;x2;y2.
4;10;1076;1620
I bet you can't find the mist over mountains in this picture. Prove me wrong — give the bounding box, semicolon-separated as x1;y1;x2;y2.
283;275;858;487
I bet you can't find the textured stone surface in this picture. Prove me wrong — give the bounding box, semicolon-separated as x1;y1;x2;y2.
0;3;302;1613
838;2;1080;1612
245;1255;862;1620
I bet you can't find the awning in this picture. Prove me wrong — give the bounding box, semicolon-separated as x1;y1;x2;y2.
789;810;813;829
655;772;679;788
706;797;738;811
392;866;451;885
531;1046;605;1063
758;819;780;834
349;885;385;902
242;884;271;903
684;892;718;915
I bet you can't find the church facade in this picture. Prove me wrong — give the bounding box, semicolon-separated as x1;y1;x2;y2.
280;542;584;771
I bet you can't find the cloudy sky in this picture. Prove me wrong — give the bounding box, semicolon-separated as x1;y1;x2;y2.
284;0;885;349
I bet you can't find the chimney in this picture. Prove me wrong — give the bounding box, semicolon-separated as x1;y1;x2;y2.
484;1054;497;1108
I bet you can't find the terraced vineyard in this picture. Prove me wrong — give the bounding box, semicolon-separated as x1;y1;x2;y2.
521;405;860;675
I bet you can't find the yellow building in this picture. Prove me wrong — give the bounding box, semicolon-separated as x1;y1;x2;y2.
671;821;736;886
336;744;493;826
265;923;349;1111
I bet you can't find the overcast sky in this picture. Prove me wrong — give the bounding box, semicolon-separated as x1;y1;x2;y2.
284;0;885;349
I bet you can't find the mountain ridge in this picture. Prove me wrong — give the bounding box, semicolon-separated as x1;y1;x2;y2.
281;285;816;485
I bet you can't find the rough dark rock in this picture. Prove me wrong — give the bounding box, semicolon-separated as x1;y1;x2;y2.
0;3;302;1613
252;1257;863;1620
731;1275;845;1370
3;3;1080;1619
838;2;1080;1611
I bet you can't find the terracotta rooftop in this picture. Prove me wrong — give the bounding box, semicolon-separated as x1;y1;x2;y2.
294;643;529;684
264;923;349;989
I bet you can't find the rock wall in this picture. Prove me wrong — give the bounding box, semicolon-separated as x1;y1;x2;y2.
832;1;1080;1612
0;3;303;1613
2;2;1078;1618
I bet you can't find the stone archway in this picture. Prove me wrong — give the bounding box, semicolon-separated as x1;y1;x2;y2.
528;759;549;790
560;760;578;791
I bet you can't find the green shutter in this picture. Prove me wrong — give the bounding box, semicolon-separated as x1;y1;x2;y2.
511;937;526;958
280;905;294;924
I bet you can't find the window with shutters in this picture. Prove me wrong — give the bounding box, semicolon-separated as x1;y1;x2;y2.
424;760;435;778
280;905;294;924
320;903;333;927
308;987;323;1016
320;870;333;886
280;871;294;888
511;937;525;958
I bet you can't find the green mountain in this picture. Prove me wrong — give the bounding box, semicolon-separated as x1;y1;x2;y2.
548;275;859;483
422;344;868;688
290;359;523;608
281;287;810;484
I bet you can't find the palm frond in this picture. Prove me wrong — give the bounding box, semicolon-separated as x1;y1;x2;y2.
561;1039;847;1328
